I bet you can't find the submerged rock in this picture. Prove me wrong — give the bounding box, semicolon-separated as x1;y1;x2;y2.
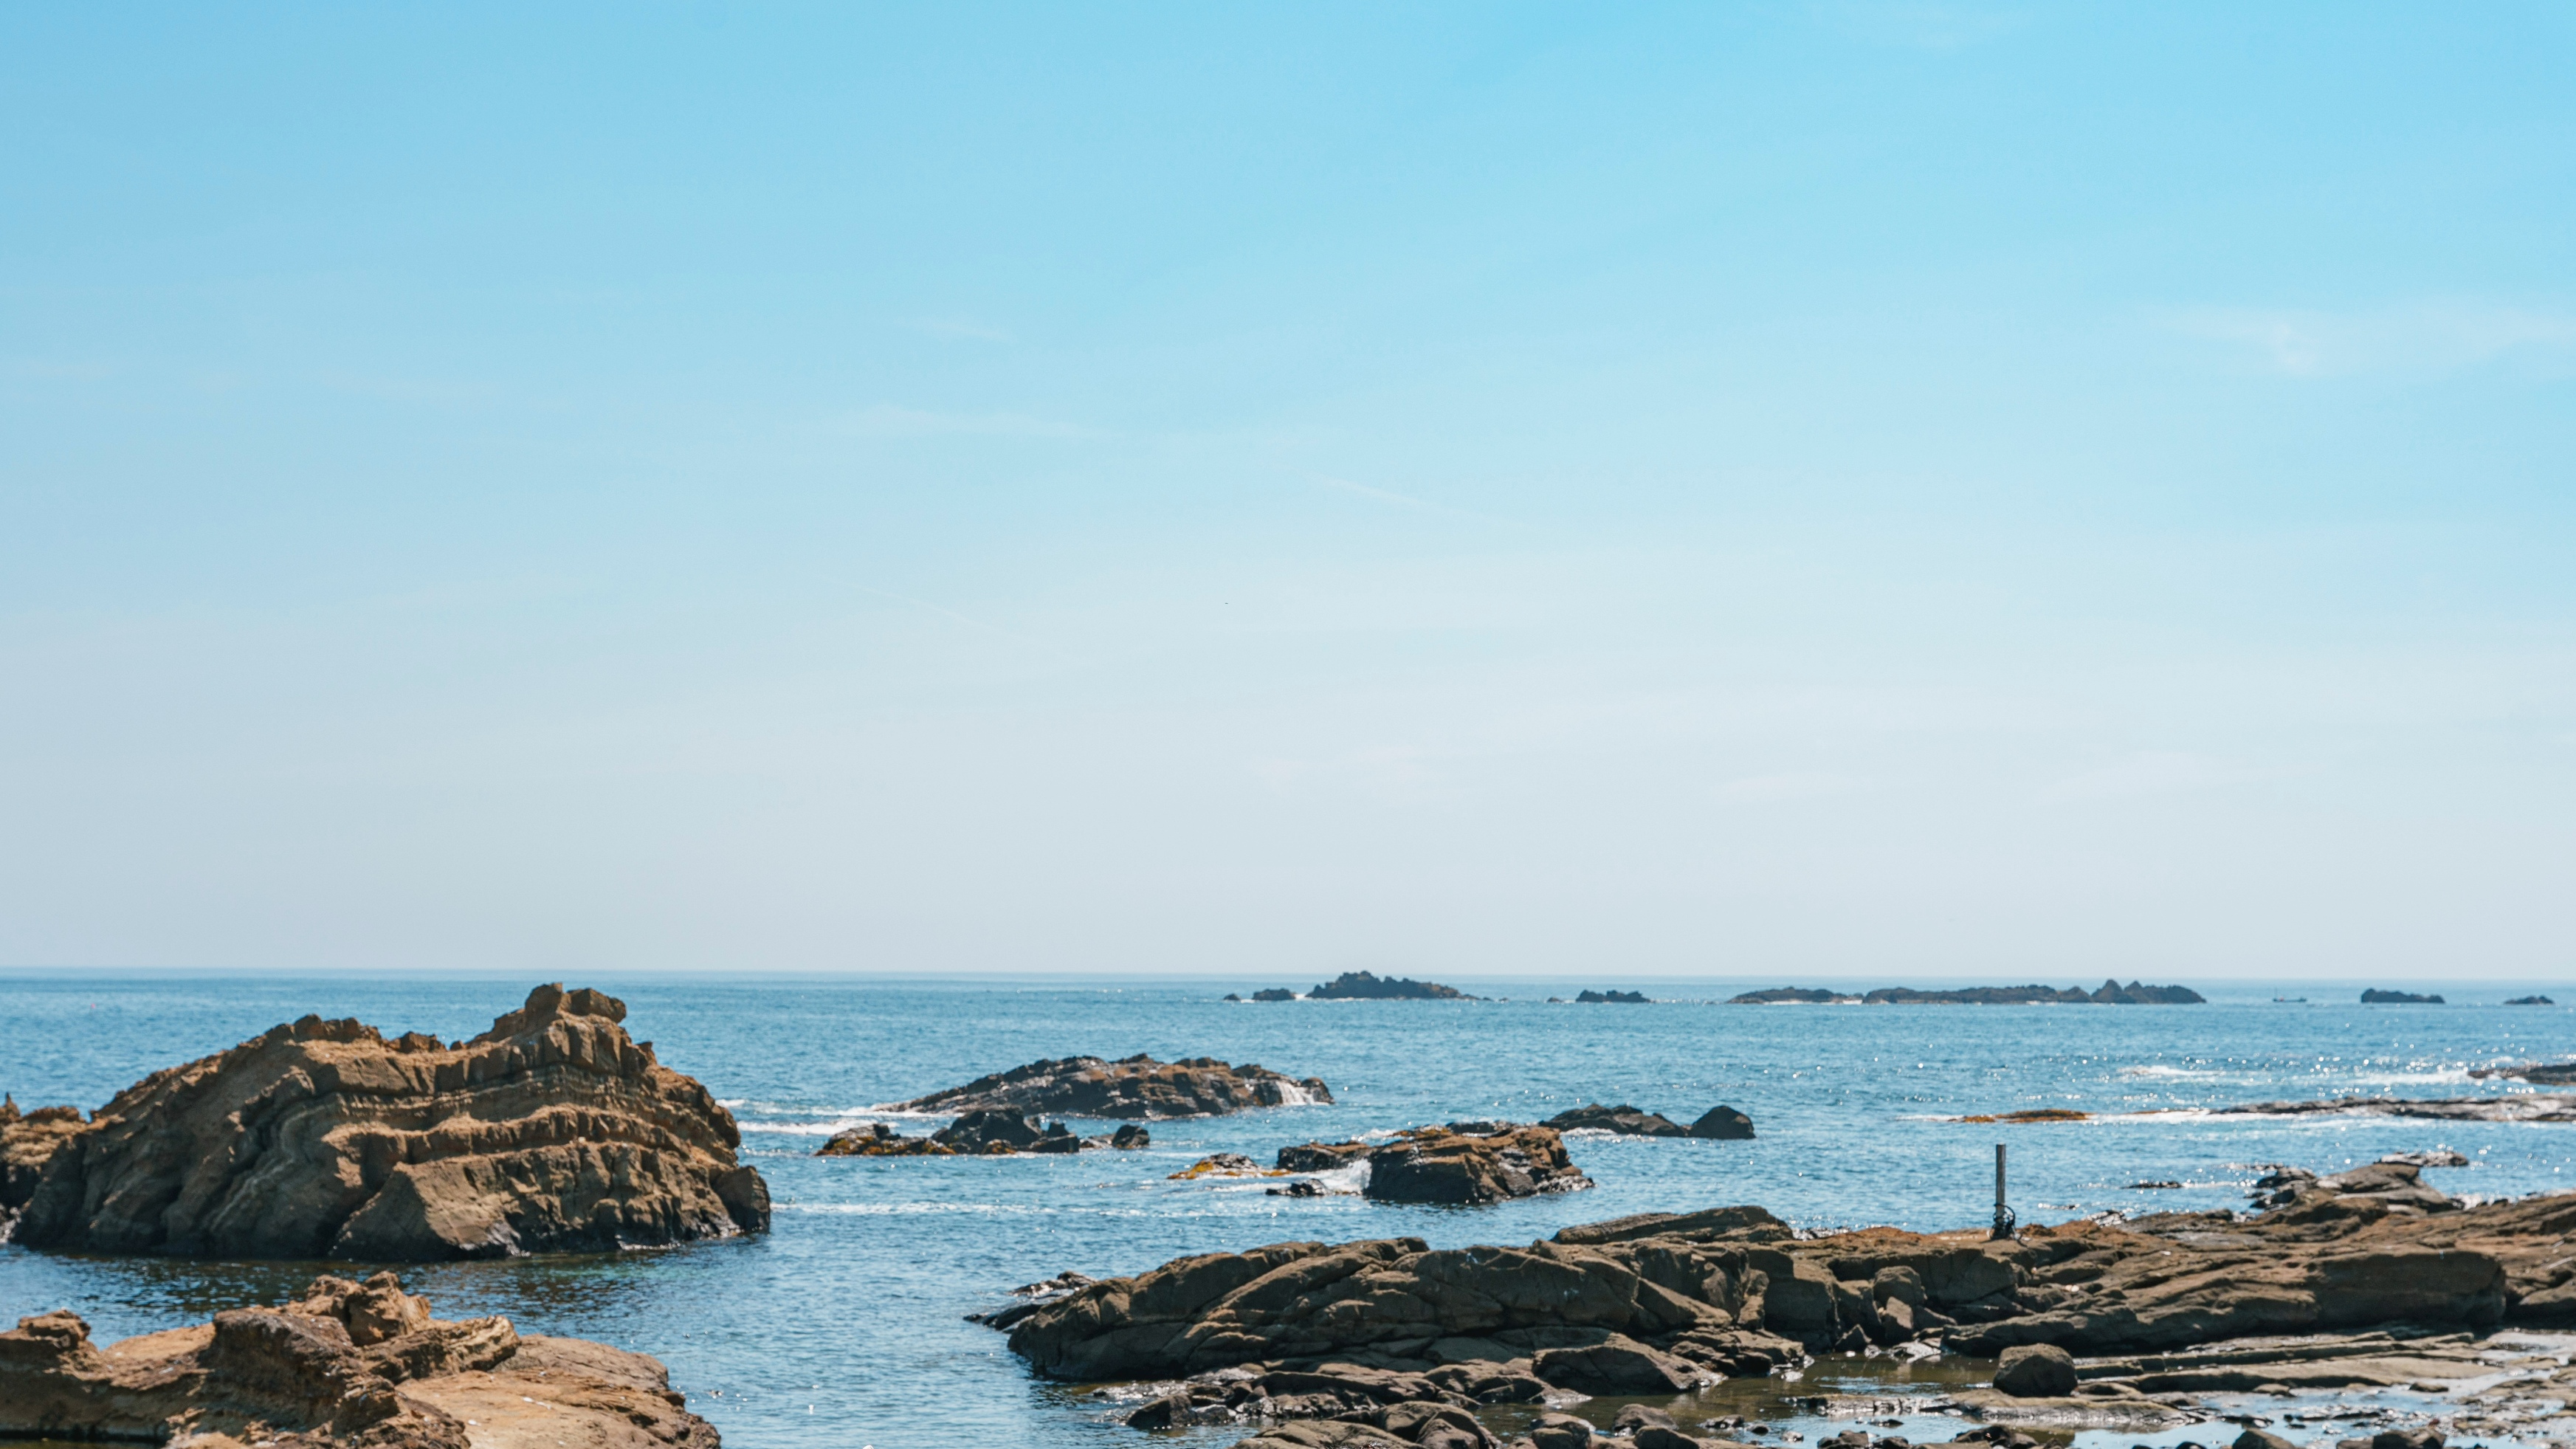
10;984;767;1261
892;1053;1331;1118
1363;1123;1592;1204
0;1272;718;1448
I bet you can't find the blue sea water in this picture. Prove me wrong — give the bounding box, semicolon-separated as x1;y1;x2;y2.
4;973;2574;1449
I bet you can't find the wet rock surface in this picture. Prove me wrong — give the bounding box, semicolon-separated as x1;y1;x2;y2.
891;1053;1332;1118
1544;1104;1692;1136
0;1271;718;1448
7;984;768;1261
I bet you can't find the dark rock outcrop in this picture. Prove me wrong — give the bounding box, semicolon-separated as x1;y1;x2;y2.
934;1109;1082;1154
1574;990;1650;1004
1690;1105;1757;1139
2360;989;2444;1004
1112;1123;1151;1149
0;1273;717;1448
10;984;768;1261
1543;1104;1690;1137
1310;972;1476;1000
1278;1140;1375;1172
2472;1061;2576;1084
816;1121;955;1157
1253;988;1299;1002
1730;982;2203;1005
891;1053;1331;1118
1363;1123;1592;1204
2503;996;2555;1006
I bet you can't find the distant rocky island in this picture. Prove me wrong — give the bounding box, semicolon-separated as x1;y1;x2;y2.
2506;995;2556;1005
2362;988;2445;1004
1575;988;1650;1003
1307;971;1477;1000
1730;979;2204;1005
887;1053;1330;1119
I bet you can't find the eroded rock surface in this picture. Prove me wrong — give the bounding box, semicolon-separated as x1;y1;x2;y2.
1363;1123;1593;1204
892;1053;1332;1119
0;1272;717;1448
0;1095;87;1231
996;1157;2572;1417
10;983;768;1260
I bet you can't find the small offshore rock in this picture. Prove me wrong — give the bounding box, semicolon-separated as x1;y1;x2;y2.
894;1053;1331;1118
1544;1103;1690;1137
1253;988;1298;1002
1267;1178;1326;1197
1993;1343;2079;1397
818;1121;955;1157
932;1109;1084;1154
1690;1105;1757;1139
1111;1123;1150;1149
1575;989;1650;1003
1363;1123;1591;1204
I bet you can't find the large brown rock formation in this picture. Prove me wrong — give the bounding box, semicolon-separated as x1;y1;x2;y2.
8;983;768;1260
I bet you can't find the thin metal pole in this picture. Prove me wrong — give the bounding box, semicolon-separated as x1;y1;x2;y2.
1991;1142;2013;1239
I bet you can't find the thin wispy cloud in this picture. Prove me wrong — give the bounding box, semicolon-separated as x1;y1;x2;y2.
2166;302;2576;377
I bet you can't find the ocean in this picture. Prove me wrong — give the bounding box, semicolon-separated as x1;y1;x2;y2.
3;973;2571;1448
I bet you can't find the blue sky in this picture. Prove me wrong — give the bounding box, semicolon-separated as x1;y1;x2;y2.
2;4;2570;979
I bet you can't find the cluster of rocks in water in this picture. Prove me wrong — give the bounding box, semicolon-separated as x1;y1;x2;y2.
1543;1104;1755;1140
891;1051;1331;1117
988;1157;2576;1448
1730;982;2206;1005
2359;990;2444;1005
816;1052;1330;1157
1230;973;1481;1002
0;1270;719;1448
0;983;766;1261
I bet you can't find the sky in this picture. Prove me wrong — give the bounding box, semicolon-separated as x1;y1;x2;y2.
1;3;2570;981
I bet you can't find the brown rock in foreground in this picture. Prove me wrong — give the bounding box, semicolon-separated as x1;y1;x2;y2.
0;1271;717;1448
891;1053;1332;1119
1;1095;88;1225
10;983;768;1260
996;1159;2561;1395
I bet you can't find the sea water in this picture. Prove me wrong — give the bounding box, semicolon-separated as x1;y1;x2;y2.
3;974;2572;1448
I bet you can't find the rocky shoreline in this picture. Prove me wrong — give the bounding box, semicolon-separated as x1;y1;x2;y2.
1;1270;720;1448
984;1158;2576;1449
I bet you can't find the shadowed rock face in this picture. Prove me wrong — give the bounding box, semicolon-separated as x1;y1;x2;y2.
892;1053;1332;1119
1543;1104;1690;1137
1;1096;88;1224
0;1272;718;1448
10;984;768;1261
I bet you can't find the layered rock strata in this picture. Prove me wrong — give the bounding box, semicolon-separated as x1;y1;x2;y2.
1;1095;88;1231
994;1160;2562;1422
9;983;768;1260
0;1271;717;1448
892;1053;1331;1118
